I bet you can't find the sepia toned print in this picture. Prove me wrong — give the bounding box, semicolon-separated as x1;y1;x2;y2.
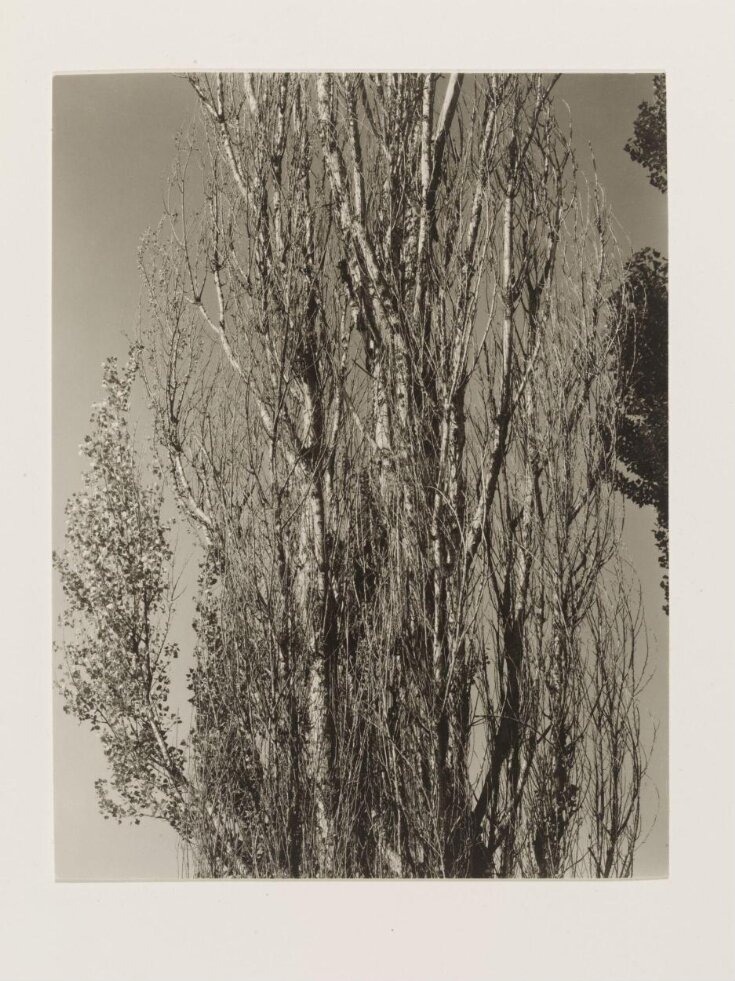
53;73;668;879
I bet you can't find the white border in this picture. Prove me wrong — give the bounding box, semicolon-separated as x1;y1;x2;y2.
2;1;734;978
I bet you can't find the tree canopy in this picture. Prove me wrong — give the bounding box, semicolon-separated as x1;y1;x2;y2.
619;73;668;610
56;73;655;878
614;248;668;610
625;74;667;193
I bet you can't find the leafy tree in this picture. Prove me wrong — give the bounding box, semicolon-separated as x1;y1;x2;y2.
618;74;668;610
625;74;667;192
614;248;669;610
55;350;187;829
57;74;654;877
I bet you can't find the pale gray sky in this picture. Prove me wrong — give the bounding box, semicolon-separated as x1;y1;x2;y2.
53;73;668;880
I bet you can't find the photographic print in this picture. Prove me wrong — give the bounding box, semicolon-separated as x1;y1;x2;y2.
53;72;668;880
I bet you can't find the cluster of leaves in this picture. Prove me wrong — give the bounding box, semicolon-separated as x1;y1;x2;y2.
618;74;668;610
613;248;669;610
55;349;186;829
624;74;667;193
616;248;669;607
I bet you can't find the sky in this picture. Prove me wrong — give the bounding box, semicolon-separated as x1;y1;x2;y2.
53;72;668;880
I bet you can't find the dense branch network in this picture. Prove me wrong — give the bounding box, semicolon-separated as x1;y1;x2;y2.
56;73;653;878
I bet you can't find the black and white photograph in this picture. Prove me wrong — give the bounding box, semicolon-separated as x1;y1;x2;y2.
53;72;668;880
2;0;734;976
